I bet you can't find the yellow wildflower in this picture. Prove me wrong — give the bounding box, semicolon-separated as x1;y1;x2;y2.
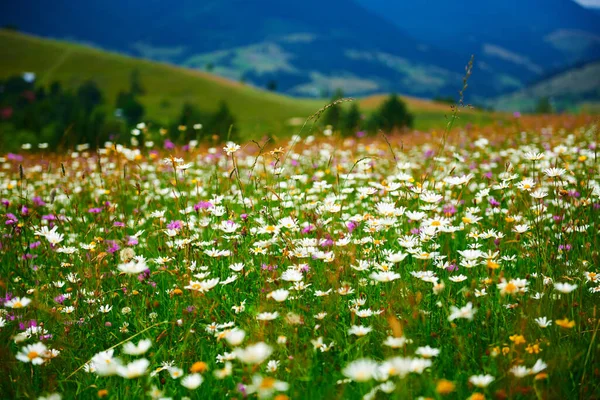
555;318;575;328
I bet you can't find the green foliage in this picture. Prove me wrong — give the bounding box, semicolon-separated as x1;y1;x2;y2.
373;93;414;132
209;101;238;141
322;90;344;128
0;69;243;150
116;91;145;126
318;94;414;137
129;69;145;96
77;80;103;114
168;100;238;143
536;97;553;114
0;74;115;150
115;70;146;127
322;89;365;136
343;103;362;135
169;102;207;142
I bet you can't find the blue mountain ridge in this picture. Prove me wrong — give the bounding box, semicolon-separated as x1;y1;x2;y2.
2;0;599;100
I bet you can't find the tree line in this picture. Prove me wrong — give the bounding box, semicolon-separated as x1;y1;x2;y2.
0;70;239;152
1;70;420;152
320;89;414;136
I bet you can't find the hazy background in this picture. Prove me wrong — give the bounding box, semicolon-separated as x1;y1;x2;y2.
0;0;599;151
2;0;599;104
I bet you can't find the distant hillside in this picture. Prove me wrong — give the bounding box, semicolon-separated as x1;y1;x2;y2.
0;0;500;99
0;30;496;136
0;30;327;136
491;60;600;111
357;0;600;100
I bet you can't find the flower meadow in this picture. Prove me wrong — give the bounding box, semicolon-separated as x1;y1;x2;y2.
1;116;599;400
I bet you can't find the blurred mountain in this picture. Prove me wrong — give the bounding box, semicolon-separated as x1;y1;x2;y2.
357;0;600;86
2;0;599;100
491;60;600;111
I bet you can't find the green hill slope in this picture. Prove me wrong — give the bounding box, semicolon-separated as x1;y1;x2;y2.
0;30;496;137
0;30;328;136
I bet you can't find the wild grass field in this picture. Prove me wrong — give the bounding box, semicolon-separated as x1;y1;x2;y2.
0;112;599;399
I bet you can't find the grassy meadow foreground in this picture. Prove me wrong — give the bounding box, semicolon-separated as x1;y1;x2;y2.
0;114;599;399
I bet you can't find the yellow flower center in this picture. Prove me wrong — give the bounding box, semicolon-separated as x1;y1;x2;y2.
504;282;517;293
436;379;455;394
27;351;39;360
260;377;276;389
190;361;208;373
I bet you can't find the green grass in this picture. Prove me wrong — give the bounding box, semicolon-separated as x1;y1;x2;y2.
0;117;598;399
0;30;500;138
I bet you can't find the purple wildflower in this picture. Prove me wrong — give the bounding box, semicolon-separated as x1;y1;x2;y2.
346;221;358;233
193;201;213;211
167;220;184;230
7;153;23;162
5;213;18;225
164;139;175;150
445;264;459;272
106;240;120;254
32;196;46;207
442;204;457;215
488;198;500;207
302;225;315;234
